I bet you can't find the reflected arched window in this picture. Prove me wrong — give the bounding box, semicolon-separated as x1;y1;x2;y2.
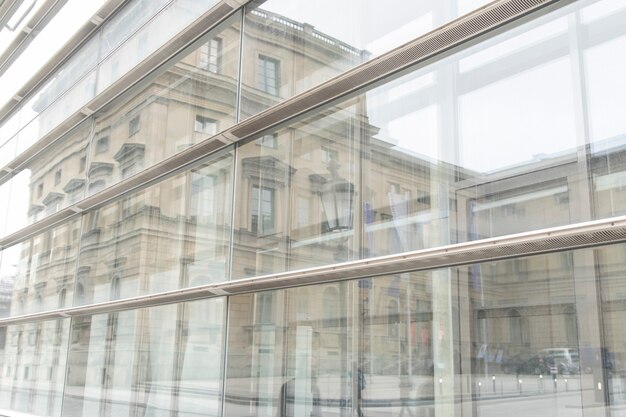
58;288;67;309
509;309;524;345
323;287;339;327
110;276;121;300
564;306;578;346
387;299;400;338
75;283;85;305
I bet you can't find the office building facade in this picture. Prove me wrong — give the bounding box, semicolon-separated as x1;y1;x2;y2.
1;0;626;416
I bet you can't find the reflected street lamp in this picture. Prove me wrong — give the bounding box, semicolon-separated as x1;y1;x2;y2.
318;156;354;232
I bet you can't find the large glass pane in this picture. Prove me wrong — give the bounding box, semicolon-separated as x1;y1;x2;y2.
16;37;100;136
229;0;626;267
585;1;626;218
62;298;226;417
75;150;233;305
0;318;71;417
464;253;586;416
232;102;360;278
0;219;80;319
88;12;240;196
0;0;106;113
225;247;609;416
1;120;92;240
597;244;626;415
240;0;496;119
225;282;355;417
96;0;219;94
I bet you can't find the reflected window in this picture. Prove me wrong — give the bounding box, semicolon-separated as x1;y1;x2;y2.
509;309;527;346
55;168;62;185
296;196;310;229
323;287;339;327
190;173;216;221
256;133;278;149
37;182;43;198
96;136;109;154
388;299;400;338
128;115;141;136
57;288;67;308
111;276;121;301
257;55;280;96
256;292;275;324
564;306;578;346
195;115;218;135
251;185;275;234
75;283;85;305
321;146;338;163
198;37;222;73
114;143;145;179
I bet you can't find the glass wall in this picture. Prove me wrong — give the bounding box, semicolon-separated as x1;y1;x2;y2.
0;318;71;416
2;242;626;417
75;149;234;305
62;298;226;417
0;12;241;240
1;1;626;417
0;218;81;319
0;0;224;171
223;243;626;417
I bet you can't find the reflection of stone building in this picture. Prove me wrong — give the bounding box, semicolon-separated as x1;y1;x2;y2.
3;1;626;416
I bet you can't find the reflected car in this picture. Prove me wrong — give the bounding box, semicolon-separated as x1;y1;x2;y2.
539;348;579;375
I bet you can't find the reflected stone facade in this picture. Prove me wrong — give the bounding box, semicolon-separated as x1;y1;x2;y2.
1;1;626;417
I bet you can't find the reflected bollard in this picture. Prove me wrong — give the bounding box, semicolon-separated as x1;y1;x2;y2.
439;378;443;396
478;381;482;399
565;378;568;392
518;379;523;395
492;375;496;393
539;374;543;393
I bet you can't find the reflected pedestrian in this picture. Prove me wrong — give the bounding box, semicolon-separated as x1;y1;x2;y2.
356;368;366;417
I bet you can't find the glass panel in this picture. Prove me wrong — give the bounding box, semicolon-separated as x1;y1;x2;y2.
88;12;240;195
0;113;20;151
0;0;222;167
232;102;360;278
98;0;172;59
464;253;585;416
62;298;226;417
226;0;626;264
0;0;106;113
0;178;11;238
225;247;608;416
0;318;71;417
1;121;92;240
240;0;495;119
0;218;80;319
17;37;100;135
75;150;233;305
224;282;355;417
597;244;626;414
96;0;220;94
17;72;98;150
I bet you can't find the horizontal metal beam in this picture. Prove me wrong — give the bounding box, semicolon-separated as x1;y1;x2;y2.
2;214;626;326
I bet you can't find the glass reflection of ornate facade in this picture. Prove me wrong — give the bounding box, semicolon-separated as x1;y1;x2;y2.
1;0;626;416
